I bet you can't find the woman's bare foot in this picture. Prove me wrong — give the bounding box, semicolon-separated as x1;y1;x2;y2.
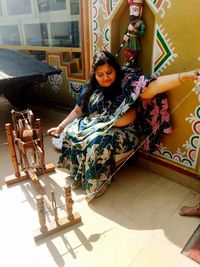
86;185;108;203
179;203;200;216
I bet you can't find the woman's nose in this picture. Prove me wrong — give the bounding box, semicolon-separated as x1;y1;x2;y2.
102;74;109;80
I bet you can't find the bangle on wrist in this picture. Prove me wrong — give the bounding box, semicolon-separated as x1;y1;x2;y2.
178;73;184;84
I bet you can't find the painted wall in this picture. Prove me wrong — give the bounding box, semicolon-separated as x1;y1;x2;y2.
2;0;199;178
91;0;200;177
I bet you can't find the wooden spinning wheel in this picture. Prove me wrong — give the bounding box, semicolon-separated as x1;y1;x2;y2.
5;110;82;240
5;109;55;187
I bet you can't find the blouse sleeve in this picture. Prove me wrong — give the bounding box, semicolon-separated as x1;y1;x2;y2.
121;66;155;95
76;85;88;106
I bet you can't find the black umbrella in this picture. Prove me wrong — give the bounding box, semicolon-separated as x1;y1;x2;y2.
0;48;62;108
0;48;61;83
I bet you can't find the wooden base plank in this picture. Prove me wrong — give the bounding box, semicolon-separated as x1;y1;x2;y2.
5;172;29;185
5;163;55;186
33;212;81;241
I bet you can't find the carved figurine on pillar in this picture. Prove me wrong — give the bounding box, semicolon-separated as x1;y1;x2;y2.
123;0;145;67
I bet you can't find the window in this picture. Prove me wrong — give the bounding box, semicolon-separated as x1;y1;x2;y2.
37;0;66;13
0;0;81;49
7;0;31;15
70;0;79;15
30;51;46;61
51;21;79;47
0;3;2;16
24;23;49;46
0;25;21;45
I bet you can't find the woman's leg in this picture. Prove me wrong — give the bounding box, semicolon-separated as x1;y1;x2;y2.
113;125;140;154
83;134;113;197
58;133;83;184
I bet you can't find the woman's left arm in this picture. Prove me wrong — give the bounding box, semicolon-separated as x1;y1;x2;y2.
140;70;200;100
114;107;137;127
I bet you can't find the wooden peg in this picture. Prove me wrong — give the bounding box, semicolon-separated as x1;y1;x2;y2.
35;118;45;169
51;191;58;224
36;195;47;233
64;186;74;220
5;123;20;178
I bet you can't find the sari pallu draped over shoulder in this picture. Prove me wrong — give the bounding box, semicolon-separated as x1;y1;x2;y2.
58;67;172;197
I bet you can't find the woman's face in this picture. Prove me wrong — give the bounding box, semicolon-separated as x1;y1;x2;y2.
95;63;116;87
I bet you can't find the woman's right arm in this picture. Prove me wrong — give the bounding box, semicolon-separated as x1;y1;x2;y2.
47;104;83;137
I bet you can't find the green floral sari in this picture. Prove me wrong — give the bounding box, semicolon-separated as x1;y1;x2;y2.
58;67;171;197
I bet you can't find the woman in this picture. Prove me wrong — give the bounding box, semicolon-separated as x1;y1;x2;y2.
47;50;199;200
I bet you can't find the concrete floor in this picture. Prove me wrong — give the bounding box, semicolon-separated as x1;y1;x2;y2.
0;95;200;267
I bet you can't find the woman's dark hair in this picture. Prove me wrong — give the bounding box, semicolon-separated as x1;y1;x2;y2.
81;50;122;110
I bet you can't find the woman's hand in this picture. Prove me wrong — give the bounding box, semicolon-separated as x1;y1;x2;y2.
47;125;64;138
180;70;200;84
47;105;83;138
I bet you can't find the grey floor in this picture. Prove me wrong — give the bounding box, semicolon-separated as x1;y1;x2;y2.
0;95;200;267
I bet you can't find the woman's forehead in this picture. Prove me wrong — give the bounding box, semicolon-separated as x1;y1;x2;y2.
95;63;114;72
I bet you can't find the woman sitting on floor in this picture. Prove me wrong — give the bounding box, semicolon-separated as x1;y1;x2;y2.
47;50;200;200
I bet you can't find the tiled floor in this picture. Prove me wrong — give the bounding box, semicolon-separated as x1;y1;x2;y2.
0;95;200;267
